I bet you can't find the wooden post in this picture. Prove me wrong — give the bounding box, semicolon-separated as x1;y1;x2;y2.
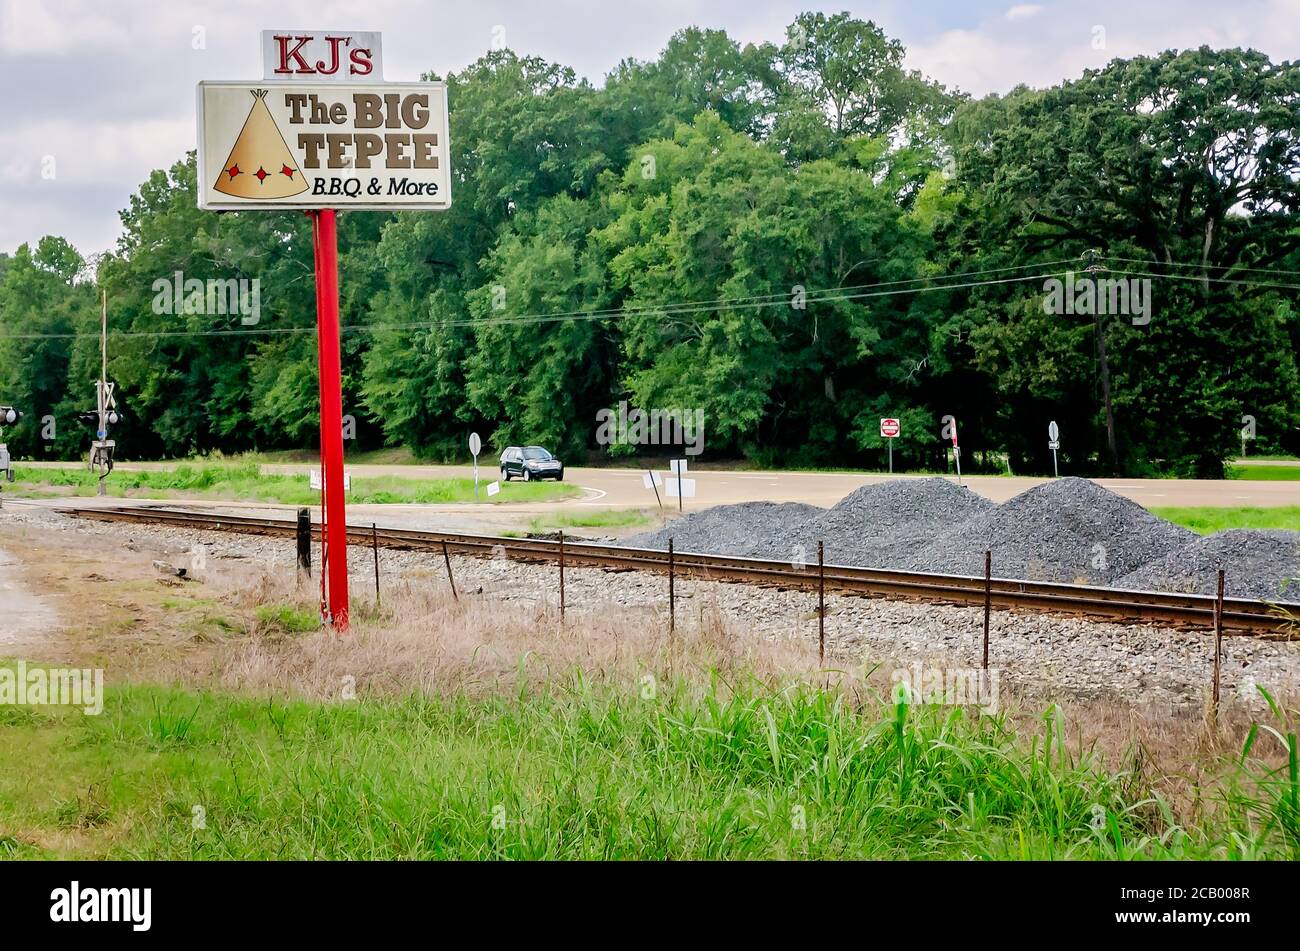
668;538;675;634
371;522;380;606
983;549;992;671
818;540;825;665
1212;569;1225;722
296;507;312;577
558;530;566;621
441;540;458;600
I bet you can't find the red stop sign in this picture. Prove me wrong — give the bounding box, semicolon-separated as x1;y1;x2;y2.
880;418;900;438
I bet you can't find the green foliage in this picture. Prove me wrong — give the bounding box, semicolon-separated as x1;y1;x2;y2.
1;21;1297;475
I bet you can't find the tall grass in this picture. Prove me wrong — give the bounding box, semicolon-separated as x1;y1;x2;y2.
1;675;1295;860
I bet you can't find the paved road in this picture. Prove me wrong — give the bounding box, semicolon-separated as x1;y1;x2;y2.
26;460;1296;509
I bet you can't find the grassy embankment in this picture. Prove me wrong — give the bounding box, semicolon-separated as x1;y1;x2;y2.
1;671;1295;860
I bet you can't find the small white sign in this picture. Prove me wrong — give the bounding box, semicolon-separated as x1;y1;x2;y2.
670;458;688;474
486;481;500;497
309;470;351;490
469;432;482;457
880;417;900;438
262;31;383;82
1048;440;1060;451
666;478;696;498
1048;420;1060;442
642;472;663;489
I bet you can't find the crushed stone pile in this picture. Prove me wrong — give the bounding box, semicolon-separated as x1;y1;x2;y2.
1115;529;1300;602
902;477;1196;584
624;501;825;561
813;477;994;568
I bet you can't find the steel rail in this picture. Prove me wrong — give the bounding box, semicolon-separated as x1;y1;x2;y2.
60;504;1299;637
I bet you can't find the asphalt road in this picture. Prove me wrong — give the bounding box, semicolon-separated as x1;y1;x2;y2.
252;462;1299;509
20;460;1299;512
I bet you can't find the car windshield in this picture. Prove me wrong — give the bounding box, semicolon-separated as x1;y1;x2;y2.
522;448;552;461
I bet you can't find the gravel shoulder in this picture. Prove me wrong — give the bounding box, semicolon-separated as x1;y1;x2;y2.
4;505;1298;713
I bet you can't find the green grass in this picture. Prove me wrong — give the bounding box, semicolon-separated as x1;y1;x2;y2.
1228;464;1300;481
7;462;577;506
1153;506;1300;534
0;672;1296;859
526;508;652;534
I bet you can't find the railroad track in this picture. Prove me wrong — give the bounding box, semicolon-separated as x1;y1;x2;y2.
56;503;1300;638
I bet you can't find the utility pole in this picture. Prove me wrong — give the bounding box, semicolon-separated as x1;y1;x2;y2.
1083;250;1118;473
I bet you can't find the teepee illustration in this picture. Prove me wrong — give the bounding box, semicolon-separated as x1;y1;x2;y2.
214;90;308;200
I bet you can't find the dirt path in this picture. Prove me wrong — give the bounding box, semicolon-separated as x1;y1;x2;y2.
0;546;62;657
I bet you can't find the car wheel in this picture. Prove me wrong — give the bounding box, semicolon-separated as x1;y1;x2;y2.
501;467;509;482
523;469;532;482
556;470;564;481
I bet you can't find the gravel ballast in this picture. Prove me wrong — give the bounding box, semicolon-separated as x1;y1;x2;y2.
4;504;1298;709
625;501;825;561
813;477;994;568
1115;529;1300;601
904;477;1197;584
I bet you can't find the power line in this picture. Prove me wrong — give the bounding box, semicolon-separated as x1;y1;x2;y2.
0;264;1074;340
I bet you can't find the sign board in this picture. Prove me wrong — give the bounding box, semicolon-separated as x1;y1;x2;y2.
666;477;696;498
261;31;383;82
468;432;481;457
310;470;351;491
486;481;500;497
197;81;451;210
880;418;900;439
670;458;688;474
642;472;663;489
1048;421;1060;442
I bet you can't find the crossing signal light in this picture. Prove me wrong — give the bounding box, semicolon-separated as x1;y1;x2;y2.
0;406;20;425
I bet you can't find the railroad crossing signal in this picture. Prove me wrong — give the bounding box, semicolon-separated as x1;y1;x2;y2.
0;405;20;490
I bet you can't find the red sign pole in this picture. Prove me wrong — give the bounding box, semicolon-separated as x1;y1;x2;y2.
311;208;349;630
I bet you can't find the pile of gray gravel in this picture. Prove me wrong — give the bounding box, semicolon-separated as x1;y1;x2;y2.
1115;529;1300;602
813;477;994;568
903;477;1196;584
624;501;825;561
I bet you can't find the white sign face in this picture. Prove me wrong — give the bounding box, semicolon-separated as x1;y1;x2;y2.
261;31;383;82
880;417;900;438
642;472;663;489
486;481;500;496
670;459;688;474
468;432;482;456
1048;420;1060;441
310;470;351;490
666;478;697;498
197;81;451;210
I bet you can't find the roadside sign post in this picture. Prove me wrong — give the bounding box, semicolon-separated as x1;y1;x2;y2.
197;30;451;631
880;417;900;473
469;432;482;501
1048;420;1060;478
670;458;688;512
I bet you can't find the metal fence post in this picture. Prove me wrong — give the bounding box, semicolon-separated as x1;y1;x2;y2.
441;539;458;600
983;549;992;671
668;538;675;634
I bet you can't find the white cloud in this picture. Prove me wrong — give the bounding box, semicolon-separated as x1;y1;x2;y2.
1005;5;1043;21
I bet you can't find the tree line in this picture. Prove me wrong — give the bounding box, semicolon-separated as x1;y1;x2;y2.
1;12;1297;476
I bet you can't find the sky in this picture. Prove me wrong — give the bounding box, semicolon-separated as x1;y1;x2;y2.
1;0;1298;257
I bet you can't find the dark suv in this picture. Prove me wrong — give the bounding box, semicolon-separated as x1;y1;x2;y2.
500;445;564;482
